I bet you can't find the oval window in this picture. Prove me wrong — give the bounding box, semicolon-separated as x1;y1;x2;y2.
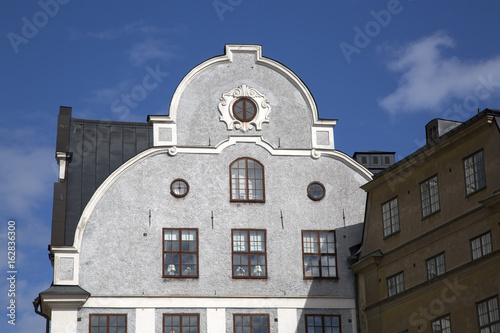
232;98;257;122
307;182;325;201
171;179;189;198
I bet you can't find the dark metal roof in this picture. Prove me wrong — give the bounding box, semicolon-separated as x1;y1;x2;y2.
39;285;91;296
51;107;154;246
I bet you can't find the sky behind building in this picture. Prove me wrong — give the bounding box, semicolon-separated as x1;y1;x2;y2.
1;0;500;331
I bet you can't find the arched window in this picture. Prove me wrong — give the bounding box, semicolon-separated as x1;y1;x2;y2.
230;157;265;202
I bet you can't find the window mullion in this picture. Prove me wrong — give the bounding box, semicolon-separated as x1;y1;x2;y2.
245;159;249;200
317;231;323;278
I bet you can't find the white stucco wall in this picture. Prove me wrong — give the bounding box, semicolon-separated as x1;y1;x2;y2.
77;143;367;297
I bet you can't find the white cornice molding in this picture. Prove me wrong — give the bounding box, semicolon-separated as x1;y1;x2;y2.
40;294;90;318
72;138;371;251
83;296;356;309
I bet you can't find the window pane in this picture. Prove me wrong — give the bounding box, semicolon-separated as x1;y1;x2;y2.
382;198;399;236
464;151;486;195
303;232;319;253
233;230;266;278
230;158;265;202
302;231;336;278
482;233;492;255
250;231;264;251
164;229;198;277
233;231;248;251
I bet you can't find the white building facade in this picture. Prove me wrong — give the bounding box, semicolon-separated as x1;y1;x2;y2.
38;45;372;333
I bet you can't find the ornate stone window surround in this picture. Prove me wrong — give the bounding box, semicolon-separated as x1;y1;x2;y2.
218;84;271;133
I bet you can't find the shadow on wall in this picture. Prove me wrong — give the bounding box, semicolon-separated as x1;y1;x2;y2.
295;223;364;333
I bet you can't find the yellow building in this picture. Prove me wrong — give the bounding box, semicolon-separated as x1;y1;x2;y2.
351;109;500;333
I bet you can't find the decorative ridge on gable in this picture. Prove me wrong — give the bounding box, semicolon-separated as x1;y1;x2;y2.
168;44;332;127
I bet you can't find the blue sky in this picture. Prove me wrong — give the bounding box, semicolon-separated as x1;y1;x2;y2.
1;0;500;331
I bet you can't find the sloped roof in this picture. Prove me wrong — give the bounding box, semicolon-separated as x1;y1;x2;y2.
51;107;154;246
370;108;500;181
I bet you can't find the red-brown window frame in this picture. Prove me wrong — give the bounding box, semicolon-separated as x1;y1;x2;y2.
301;230;338;279
232;229;267;279
233;314;270;333
307;181;326;201
170;178;189;198
163;313;200;333
232;98;257;122
89;314;127;333
162;228;199;278
229;157;265;203
305;314;341;333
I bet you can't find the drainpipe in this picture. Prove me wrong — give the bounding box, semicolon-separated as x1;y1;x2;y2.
33;296;50;333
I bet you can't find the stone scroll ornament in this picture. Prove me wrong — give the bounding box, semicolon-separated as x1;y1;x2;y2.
218;84;271;132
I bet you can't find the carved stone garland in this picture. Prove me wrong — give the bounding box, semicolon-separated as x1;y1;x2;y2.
218;84;271;132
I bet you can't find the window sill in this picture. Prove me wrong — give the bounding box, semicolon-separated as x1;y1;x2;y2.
383;230;401;240
230;200;266;203
421;209;441;220
465;185;487;198
162;276;199;279
232;276;268;279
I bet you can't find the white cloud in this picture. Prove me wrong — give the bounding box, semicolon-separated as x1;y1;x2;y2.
0;129;55;332
70;20;166;40
85;79;134;105
128;39;175;67
379;31;500;114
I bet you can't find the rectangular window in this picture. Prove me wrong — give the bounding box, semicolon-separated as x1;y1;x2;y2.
387;271;404;297
163;314;199;333
426;253;446;280
163;228;198;277
232;229;267;278
305;315;341;333
477;296;500;332
471;232;492;260
431;314;451;333
90;314;127;333
420;175;440;218
302;230;337;278
464;150;486;195
233;314;269;333
382;197;400;238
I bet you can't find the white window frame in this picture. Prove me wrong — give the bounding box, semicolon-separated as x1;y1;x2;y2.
477;296;500;333
426;253;446;280
431;314;451;333
463;150;486;196
382;197;400;238
420;175;440;218
471;232;492;260
387;271;404;297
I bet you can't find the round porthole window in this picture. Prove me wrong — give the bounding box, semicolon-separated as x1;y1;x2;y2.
232;98;257;122
170;179;189;198
307;182;325;201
